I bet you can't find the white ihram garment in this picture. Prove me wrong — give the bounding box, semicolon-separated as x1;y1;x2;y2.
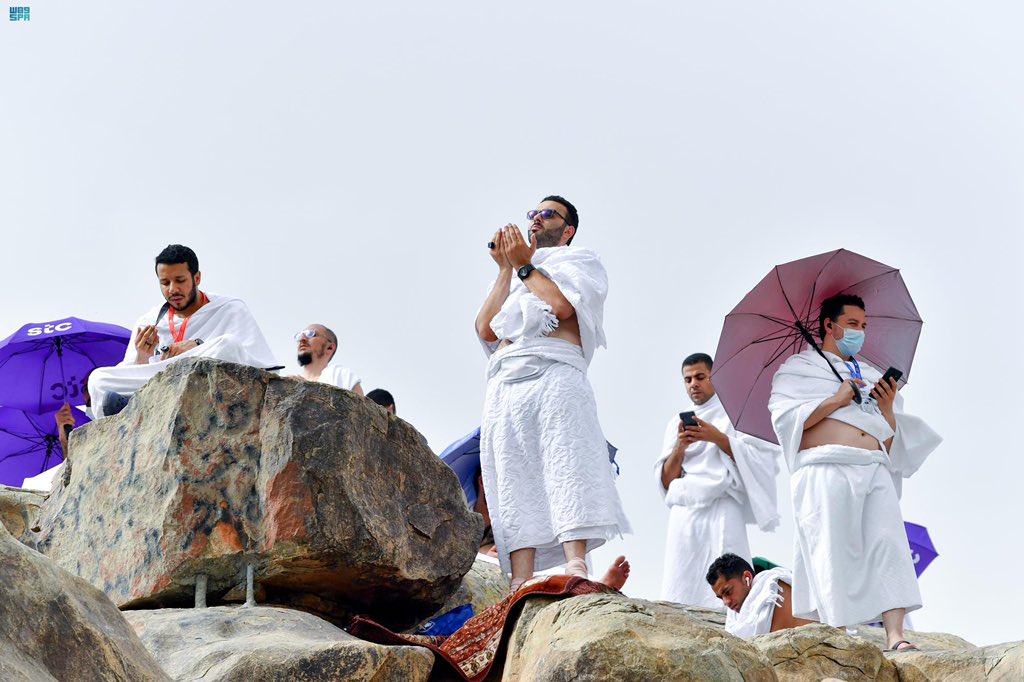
654;394;780;607
726;566;793;638
770;349;942;626
478;246;630;574
314;365;361;391
89;294;277;417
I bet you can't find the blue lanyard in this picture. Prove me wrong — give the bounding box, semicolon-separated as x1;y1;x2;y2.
844;357;862;381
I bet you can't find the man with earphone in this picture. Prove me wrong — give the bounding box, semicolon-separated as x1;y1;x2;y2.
706;553;813;638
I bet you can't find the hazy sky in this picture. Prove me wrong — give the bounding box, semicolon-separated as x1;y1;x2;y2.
3;1;1022;646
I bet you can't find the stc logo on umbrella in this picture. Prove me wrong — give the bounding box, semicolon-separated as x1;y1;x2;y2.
26;322;75;336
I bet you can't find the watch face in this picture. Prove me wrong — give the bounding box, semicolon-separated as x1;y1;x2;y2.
518;265;533;278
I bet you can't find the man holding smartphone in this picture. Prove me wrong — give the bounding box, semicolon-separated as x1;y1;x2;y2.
475;195;631;593
655;353;781;608
769;294;942;651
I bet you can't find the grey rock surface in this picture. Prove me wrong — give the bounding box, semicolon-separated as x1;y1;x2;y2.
0;521;169;682
124;605;434;682
36;358;482;628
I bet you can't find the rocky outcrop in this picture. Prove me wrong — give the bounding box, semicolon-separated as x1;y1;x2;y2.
754;623;898;681
502;593;777;681
36;358;483;628
0;521;169;682
886;640;1024;681
124;605;433;682
0;484;44;545
422;557;509;630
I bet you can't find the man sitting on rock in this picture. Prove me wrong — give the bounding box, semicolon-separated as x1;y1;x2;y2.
707;553;813;638
88;244;278;416
293;324;364;395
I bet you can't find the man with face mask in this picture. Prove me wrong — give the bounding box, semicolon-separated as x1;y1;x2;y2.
88;244;278;417
769;294;941;652
475;195;631;593
655;353;781;608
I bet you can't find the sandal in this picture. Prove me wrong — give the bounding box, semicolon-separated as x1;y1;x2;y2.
886;640;920;652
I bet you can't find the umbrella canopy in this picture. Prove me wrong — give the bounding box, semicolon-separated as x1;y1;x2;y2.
439;427;482;508
905;521;938;578
0;317;131;413
0;405;90;486
712;249;923;443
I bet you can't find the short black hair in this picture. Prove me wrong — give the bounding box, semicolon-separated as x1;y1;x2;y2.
818;294;866;340
542;195;579;245
706;553;754;586
155;244;199;276
682;352;714;372
366;388;395;411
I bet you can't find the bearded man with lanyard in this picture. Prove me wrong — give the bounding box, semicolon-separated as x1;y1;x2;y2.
769;293;941;652
88;244;278;417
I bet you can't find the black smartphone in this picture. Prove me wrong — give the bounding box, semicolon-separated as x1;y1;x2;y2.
870;367;903;399
679;411;698;428
880;367;903;385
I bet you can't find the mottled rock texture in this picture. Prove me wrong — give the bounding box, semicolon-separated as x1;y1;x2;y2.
753;623;898;681
0;521;170;682
124;605;433;682
36;358;482;628
420;556;509;630
885;640;1024;681
0;485;44;545
502;593;777;681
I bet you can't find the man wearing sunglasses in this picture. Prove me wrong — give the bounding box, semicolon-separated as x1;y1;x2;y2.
293;324;363;396
474;195;631;592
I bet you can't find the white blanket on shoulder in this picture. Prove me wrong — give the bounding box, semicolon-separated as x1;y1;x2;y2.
769;349;941;487
726;567;792;639
481;246;608;365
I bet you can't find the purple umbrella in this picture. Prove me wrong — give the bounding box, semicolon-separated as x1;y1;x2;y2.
712;249;923;444
905;521;938;577
0;317;131;414
0;405;91;486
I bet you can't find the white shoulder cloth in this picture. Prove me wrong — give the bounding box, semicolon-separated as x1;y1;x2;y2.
769;349;941;483
478;246;608;365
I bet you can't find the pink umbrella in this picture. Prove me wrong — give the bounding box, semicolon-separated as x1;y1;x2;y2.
712;249;923;444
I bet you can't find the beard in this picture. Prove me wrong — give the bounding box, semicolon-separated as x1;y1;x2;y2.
297;352;313;366
168;283;198;312
533;226;565;248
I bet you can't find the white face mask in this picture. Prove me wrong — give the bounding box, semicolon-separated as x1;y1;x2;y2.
833;325;865;357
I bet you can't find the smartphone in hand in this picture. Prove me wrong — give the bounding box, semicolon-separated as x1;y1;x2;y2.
679;411;698;428
870;367;903;399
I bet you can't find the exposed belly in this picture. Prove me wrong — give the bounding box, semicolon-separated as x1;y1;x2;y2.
800;417;881;452
497;314;581;349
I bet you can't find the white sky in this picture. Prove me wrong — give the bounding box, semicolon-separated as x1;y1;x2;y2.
2;1;1021;646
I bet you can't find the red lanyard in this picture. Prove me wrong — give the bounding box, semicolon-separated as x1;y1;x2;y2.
168;292;208;343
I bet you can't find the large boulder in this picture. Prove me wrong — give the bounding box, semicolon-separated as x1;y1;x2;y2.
421;556;510;630
37;358;482;628
0;521;169;682
124;605;434;681
753;623;898;681
0;485;44;546
886;641;1024;681
502;593;777;681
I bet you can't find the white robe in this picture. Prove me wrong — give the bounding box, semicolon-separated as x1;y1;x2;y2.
88;293;277;417
478;247;630;574
726;566;792;638
654;394;781;607
313;365;361;391
770;349;942;626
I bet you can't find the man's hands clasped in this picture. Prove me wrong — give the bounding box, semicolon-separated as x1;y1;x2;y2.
488;225;537;271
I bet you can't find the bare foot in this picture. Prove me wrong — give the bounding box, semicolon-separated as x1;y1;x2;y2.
600;555;630;591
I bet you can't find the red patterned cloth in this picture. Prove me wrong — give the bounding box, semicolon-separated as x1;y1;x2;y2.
349;574;613;681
